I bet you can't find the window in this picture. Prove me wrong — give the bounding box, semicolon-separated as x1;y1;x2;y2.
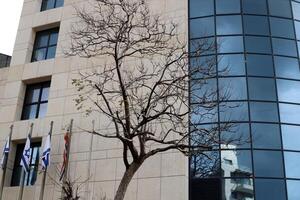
242;0;267;15
190;17;215;38
190;56;216;79
279;103;300;124
244;15;269;36
189;0;214;18
219;102;249;122
41;0;64;11
190;37;216;56
251;123;281;149
219;77;247;100
248;78;276;101
21;82;50;120
245;36;271;54
218;54;245;76
220;123;250;149
253;150;284;178
274;56;300;79
11;142;41;186
246;54;274;77
216;15;242;35
218;36;244;53
277;79;300;103
191;78;217;103
284;152;300;178
282;125;300;151
287;180;300;200
272;38;297;57
216;0;240;14
268;0;292;18
292;1;300;20
250;102;278;122
31;28;59;62
255;179;286;200
295;21;300;40
270;17;295;39
190;151;220;178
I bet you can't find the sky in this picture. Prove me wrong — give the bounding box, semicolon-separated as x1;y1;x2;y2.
0;0;23;56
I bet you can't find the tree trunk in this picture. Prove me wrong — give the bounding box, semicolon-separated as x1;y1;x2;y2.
114;161;142;200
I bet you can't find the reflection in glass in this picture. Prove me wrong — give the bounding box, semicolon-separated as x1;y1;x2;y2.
38;103;48;118
274;56;300;79
279;103;300;124
250;102;278;122
218;36;244;53
189;0;214;18
221;150;252;177
219;78;247;100
251;123;281;149
295;21;300;40
282;125;300;151
270;17;295;39
191;104;218;124
277;79;300;104
25;87;40;104
220;123;250;149
223;178;254;200
190;56;216;79
216;15;242;35
190;124;219;149
287;180;300;200
46;46;57;59
292;1;300;20
190;17;215;38
285;152;300;179
220;102;248;122
190;37;215;56
268;0;292;18
218;54;245;76
272;38;297;57
248;78;276;101
246;54;273;77
244;15;269;36
245;36;271;54
242;0;267;15
253;150;284;178
22;105;38;120
255;179;286;200
216;0;240;14
190;151;220;178
191;79;217;103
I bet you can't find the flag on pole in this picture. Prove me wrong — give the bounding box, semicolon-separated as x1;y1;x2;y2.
59;131;70;181
20;136;31;173
1;136;10;169
41;134;51;170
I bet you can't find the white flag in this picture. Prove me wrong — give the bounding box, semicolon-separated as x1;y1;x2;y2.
41;134;51;170
1;136;10;169
20;136;31;173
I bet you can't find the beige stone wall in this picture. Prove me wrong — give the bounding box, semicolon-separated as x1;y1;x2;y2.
0;0;189;199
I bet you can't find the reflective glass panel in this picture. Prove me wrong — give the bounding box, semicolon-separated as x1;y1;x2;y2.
274;56;300;79
218;36;244;53
191;104;218;124
270;17;295;39
190;56;216;79
295;21;300;40
190;37;215;56
32;48;47;62
216;0;240;14
250;102;278;122
219;77;247;100
223;179;254;200
189;0;214;18
190;151;220;178
255;179;286;200
277;79;300;103
220;123;250;149
246;54;274;77
56;0;64;7
282;125;300;151
245;36;271;54
279;103;300;124
253;150;284;178
46;46;56;59
41;87;49;102
216;15;242;35
49;32;58;45
22;105;38;120
242;0;267;15
190;124;219;149
272;38;297;57
191;79;217;103
221;150;252;177
292;1;300;20
285;152;300;178
38;103;48;118
268;0;292;18
35;34;49;48
287;180;300;200
243;15;269;36
248;78;276;101
219;102;249;122
25;86;41;104
190;17;215;38
218;54;245;76
251;123;281;149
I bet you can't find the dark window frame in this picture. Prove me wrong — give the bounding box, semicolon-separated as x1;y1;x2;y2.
11;142;41;186
31;28;59;62
40;0;64;12
21;81;50;120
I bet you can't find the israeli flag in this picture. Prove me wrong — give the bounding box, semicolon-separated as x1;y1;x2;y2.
1;136;10;169
20;136;31;173
41;134;51;170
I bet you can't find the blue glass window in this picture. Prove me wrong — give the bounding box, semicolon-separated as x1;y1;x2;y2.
220;123;250;149
270;17;295;39
268;0;292;18
272;38;297;57
218;36;244;53
190;56;216;79
287;180;300;200
255;179;286;200
191;104;218;124
280;103;300;124
245;36;271;54
218;54;245;76
191;79;217;103
295;21;300;40
247;54;274;77
274;56;300;79
41;0;63;11
189;0;214;18
282;125;300;151
252;123;281;149
248;78;276;101
190;37;216;56
285;152;300;178
190;17;215;38
216;15;242;35
292;1;300;20
216;0;240;14
242;0;267;15
277;79;300;103
219;77;247;100
244;15;269;36
250;102;278;122
220;102;249;122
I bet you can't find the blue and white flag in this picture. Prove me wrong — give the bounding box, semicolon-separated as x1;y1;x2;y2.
20;136;31;173
41;134;51;170
1;136;10;169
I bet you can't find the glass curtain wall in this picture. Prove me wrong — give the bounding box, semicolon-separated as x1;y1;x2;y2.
189;0;300;199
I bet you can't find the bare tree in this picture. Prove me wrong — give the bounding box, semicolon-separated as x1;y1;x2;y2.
66;0;237;200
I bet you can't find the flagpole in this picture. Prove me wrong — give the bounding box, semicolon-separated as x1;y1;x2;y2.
0;125;13;200
18;123;33;200
39;121;53;200
61;119;73;199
